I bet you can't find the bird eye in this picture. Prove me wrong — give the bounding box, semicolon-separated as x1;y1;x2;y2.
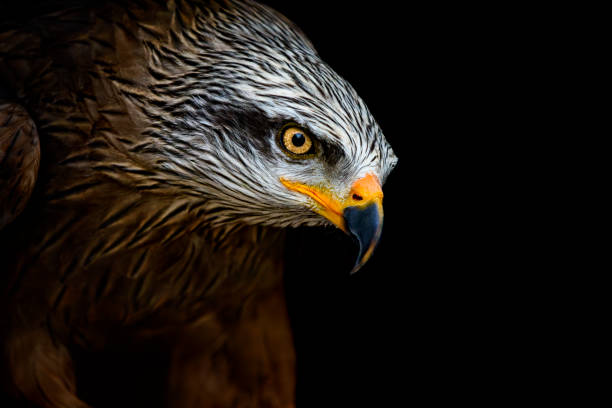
280;126;314;157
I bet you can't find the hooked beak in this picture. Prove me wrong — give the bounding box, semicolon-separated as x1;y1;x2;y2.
280;173;384;274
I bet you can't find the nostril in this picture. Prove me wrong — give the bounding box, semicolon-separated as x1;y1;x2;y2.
352;194;363;201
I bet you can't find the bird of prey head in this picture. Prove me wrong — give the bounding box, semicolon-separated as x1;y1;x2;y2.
123;0;397;271
0;1;399;406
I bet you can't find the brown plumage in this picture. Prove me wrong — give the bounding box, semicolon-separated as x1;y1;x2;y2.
0;103;40;229
0;0;396;407
0;2;296;406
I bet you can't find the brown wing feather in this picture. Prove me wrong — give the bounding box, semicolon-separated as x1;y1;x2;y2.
0;102;40;229
0;2;297;406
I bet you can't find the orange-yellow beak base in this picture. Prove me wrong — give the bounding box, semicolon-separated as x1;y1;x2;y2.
280;173;384;273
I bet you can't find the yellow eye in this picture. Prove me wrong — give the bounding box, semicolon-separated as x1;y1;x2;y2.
280;126;314;156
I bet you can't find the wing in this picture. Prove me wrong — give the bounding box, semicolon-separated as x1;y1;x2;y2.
0;101;40;229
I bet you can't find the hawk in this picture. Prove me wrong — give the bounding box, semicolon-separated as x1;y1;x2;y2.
0;0;397;406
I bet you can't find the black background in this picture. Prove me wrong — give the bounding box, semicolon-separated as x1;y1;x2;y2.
271;2;526;405
0;1;559;406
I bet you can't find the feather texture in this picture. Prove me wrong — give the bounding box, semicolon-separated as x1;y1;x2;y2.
0;1;396;406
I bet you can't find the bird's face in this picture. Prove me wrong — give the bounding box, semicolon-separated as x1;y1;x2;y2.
142;1;397;271
214;104;397;272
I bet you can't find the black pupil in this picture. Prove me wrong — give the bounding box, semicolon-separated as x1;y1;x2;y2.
292;133;305;147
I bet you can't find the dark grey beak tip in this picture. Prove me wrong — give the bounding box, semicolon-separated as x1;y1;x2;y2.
343;202;383;274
